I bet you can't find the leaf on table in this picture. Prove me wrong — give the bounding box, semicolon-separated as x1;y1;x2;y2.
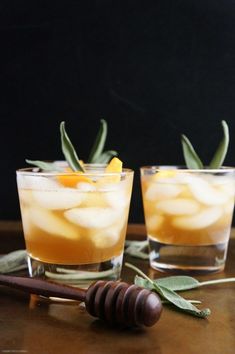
156;276;200;291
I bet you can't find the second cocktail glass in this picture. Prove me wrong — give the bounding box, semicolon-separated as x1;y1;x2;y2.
141;166;235;274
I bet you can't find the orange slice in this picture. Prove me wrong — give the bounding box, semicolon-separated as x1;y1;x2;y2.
98;157;123;184
57;167;93;188
105;157;122;173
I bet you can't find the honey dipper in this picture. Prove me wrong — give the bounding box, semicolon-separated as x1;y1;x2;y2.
0;275;162;327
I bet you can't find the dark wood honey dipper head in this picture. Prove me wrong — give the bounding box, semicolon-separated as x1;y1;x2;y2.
0;275;162;327
85;280;162;327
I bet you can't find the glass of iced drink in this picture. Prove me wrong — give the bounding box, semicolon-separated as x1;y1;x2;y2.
141;166;235;273
17;164;133;287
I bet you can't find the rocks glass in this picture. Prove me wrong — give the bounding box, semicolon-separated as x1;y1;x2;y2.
141;166;235;273
17;165;133;287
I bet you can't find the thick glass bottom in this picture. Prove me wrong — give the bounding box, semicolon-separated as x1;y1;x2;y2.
148;236;228;274
27;253;123;288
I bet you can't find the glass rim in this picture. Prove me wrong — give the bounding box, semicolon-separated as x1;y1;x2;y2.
140;165;235;173
16;165;133;177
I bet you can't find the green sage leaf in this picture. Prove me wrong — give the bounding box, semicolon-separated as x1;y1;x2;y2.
209;120;229;168
126;263;210;318
156;276;200;291
155;284;210;318
95;150;118;163
60;122;84;172
88;119;107;163
0;250;27;274
181;134;204;169
134;275;209;318
26;159;62;172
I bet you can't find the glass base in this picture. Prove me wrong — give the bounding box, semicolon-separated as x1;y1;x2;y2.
27;254;123;288
148;236;228;274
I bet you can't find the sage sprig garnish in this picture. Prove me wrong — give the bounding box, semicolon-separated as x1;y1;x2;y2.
88;119;117;164
125;263;210;318
88;119;107;163
209;120;229;168
182;120;229;169
26;119;117;171
181;135;204;169
25;160;63;172
60;121;85;172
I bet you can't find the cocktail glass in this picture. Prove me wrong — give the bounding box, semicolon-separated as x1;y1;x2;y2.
141;166;235;273
17;164;133;287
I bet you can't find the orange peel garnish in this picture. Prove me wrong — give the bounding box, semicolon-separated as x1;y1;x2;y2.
57;167;93;187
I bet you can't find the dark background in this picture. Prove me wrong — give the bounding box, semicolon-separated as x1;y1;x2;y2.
1;0;235;222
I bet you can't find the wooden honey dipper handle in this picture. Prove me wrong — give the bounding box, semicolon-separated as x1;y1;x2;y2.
0;275;162;327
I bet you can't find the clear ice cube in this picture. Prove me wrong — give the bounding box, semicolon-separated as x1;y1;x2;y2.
172;206;223;230
64;207;122;228
145;183;182;201
156;198;200;215
29;207;78;239
32;189;84;210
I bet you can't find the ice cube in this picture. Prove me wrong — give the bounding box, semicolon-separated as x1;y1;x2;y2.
21;208;33;236
29;207;78;239
64;207;122;228
172;206;223;230
32;189;84;210
145;183;182;201
91;226;121;248
146;215;164;231
18;189;34;205
76;182;96;192
224;200;235;215
18;176;61;190
218;182;235;198
105;189;129;209
187;177;229;205
156;199;200;215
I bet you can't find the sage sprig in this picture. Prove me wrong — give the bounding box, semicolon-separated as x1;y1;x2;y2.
125;263;210;318
209;120;229;168
182;120;229;169
25;160;63;172
26;119;117;171
60;121;84;172
181;135;204;169
88;119;117;163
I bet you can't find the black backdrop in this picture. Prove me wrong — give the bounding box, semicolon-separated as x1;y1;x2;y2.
1;0;235;222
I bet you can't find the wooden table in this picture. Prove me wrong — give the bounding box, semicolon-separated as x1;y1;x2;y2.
0;222;235;354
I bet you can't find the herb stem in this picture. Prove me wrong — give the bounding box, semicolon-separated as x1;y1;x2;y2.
199;278;235;287
125;262;154;285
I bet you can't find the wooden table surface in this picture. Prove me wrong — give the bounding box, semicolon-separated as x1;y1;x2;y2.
0;222;235;354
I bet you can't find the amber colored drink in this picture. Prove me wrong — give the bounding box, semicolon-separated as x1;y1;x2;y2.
141;167;235;273
17;165;133;286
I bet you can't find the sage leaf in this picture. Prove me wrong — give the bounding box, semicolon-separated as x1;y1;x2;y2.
60;122;84;172
155;284;210;318
88;119;107;163
181;134;204;169
209;120;229;168
95;150;118;164
156;276;200;291
26;160;62;172
125;240;149;260
126;263;210;318
0;250;27;274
